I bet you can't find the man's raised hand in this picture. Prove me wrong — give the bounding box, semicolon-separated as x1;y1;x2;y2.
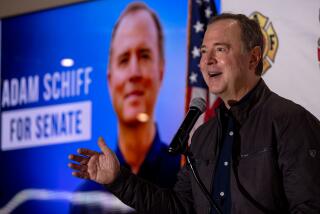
68;137;120;184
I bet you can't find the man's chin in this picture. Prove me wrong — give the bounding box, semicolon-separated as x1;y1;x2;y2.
122;114;150;126
122;119;145;127
208;87;223;96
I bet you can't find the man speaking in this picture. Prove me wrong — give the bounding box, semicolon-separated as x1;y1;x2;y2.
68;13;320;213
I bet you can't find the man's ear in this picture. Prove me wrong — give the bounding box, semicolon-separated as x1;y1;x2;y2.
159;60;165;84
107;70;111;82
107;70;112;92
249;46;262;70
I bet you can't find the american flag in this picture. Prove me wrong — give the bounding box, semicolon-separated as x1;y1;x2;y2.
185;0;221;129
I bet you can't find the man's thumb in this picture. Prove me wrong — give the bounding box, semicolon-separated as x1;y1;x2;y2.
98;137;111;155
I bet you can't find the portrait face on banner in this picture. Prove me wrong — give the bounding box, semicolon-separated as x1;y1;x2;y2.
108;9;164;125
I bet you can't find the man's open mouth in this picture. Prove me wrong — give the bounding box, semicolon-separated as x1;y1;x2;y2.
208;71;222;77
125;90;144;98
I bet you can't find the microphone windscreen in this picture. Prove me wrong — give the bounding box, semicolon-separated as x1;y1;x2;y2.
190;97;206;113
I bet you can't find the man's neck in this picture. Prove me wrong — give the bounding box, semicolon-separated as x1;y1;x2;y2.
118;120;156;174
223;78;260;109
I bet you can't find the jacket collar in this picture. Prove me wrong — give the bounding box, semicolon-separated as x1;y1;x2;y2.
216;79;272;125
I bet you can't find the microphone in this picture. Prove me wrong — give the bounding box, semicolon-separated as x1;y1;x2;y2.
168;97;206;155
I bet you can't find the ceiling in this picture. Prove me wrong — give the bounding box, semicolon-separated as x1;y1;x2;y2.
0;0;87;19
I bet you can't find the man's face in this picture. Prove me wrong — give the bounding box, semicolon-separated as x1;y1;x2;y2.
200;19;254;100
108;10;163;125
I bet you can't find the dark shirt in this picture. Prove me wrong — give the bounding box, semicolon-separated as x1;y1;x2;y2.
212;109;234;214
70;129;181;214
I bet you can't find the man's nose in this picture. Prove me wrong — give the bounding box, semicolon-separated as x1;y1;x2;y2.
206;49;217;65
128;55;142;80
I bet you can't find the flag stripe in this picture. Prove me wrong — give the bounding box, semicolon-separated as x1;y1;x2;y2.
186;0;219;128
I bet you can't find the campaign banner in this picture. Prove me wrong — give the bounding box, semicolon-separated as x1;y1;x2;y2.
0;0;188;213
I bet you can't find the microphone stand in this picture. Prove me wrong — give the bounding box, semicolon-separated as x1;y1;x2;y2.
184;150;222;214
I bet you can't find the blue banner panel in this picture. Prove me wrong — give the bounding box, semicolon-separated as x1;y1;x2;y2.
0;0;187;213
